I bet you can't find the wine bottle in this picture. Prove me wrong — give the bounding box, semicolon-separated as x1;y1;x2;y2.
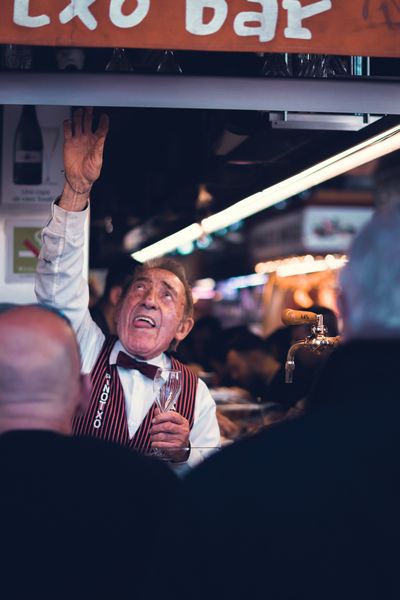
13;105;43;185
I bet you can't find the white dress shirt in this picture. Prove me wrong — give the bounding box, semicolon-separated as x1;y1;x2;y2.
35;202;221;472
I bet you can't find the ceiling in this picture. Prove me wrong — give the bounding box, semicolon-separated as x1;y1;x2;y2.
84;50;400;281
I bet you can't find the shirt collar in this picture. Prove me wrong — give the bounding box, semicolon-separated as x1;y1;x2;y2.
110;339;168;368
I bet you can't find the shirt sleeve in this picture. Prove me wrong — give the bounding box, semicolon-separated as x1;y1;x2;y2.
171;378;221;476
35;201;104;374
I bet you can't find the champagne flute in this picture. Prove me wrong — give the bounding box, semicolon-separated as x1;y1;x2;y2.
151;367;182;458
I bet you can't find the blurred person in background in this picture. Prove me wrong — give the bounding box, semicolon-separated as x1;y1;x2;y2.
225;326;325;411
153;204;400;600
176;317;243;441
226;330;282;403
175;315;222;377
89;255;139;335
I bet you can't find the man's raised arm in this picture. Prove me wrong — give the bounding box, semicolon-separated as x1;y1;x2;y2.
35;108;109;372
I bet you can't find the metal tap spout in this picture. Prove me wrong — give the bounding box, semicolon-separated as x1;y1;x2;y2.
285;341;307;383
282;309;341;383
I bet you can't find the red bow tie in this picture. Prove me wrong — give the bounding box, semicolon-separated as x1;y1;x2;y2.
115;351;159;380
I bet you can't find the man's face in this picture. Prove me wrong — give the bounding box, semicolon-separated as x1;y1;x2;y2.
116;268;193;360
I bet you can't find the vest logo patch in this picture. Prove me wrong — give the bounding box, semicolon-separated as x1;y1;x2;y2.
93;373;111;429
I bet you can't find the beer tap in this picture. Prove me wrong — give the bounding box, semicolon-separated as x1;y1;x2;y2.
281;309;341;383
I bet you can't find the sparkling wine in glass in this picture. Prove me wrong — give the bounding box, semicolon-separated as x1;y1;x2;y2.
154;367;181;413
151;367;182;458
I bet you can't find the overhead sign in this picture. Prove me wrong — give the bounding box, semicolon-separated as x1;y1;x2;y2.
0;1;399;58
302;206;373;252
249;206;373;260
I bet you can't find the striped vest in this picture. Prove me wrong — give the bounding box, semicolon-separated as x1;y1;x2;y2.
73;336;197;453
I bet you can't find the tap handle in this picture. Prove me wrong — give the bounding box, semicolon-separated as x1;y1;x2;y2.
327;335;341;347
281;309;318;326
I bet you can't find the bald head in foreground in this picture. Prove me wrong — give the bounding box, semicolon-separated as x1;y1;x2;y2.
0;304;178;599
0;304;89;434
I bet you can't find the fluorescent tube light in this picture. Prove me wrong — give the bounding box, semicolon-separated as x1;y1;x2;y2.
132;223;203;262
133;123;400;262
201;124;400;233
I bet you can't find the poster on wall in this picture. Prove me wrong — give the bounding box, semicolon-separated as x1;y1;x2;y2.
303;206;373;252
5;218;43;282
1;105;69;205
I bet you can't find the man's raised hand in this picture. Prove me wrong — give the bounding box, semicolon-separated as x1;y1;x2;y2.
61;107;109;209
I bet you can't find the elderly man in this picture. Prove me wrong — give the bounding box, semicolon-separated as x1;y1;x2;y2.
35;107;220;469
0;304;178;598
154;204;400;600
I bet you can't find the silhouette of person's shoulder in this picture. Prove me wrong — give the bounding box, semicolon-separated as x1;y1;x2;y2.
0;430;179;598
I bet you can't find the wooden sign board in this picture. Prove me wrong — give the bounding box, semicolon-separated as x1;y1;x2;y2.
0;1;399;58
